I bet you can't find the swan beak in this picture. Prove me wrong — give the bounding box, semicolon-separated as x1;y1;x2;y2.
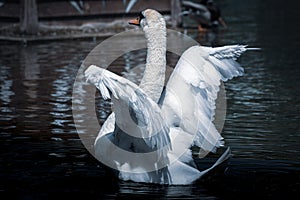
129;18;140;26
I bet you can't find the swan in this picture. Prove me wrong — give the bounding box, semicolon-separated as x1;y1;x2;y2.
84;9;250;185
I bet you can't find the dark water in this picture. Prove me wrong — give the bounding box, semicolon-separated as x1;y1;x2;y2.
1;0;300;199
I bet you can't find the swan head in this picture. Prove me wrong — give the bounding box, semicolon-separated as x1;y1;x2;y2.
129;9;166;31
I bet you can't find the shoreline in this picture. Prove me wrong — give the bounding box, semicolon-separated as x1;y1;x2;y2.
0;32;117;43
0;20;131;43
0;16;176;43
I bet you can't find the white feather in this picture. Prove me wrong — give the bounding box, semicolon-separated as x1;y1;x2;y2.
161;45;248;154
85;9;251;185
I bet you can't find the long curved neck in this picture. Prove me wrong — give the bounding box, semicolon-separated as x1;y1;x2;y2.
139;26;166;103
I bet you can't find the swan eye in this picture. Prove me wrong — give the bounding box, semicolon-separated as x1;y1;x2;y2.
139;12;145;20
129;12;145;26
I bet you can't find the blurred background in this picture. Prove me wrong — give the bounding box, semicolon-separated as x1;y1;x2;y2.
0;0;299;199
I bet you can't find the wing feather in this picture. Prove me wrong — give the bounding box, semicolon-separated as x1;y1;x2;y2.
161;45;247;153
85;65;171;162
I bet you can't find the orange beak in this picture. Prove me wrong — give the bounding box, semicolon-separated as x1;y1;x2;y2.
129;18;140;26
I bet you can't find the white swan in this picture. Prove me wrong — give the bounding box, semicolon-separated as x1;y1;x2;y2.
84;9;249;185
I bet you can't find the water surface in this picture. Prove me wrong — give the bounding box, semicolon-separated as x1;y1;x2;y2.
0;0;299;199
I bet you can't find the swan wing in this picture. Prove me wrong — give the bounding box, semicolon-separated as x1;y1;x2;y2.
161;45;247;153
85;65;171;160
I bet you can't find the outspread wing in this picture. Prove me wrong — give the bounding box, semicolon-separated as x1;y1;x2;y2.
160;45;247;154
85;65;171;162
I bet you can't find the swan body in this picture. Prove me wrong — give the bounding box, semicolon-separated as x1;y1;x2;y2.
85;9;248;185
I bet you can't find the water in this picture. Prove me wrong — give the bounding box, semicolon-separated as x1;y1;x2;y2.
1;0;300;199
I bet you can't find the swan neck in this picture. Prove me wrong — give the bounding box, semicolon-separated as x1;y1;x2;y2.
140;27;167;103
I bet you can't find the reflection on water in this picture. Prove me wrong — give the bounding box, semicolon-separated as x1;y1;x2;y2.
1;0;300;198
